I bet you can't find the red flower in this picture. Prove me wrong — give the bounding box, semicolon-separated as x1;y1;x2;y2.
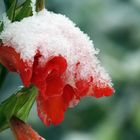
0;9;114;126
0;44;114;126
10;117;45;140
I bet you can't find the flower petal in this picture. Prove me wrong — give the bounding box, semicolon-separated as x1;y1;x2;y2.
45;56;67;77
92;85;114;98
0;45;32;87
37;94;65;126
31;55;67;98
76;80;90;97
63;84;80;108
0;45;20;72
45;76;64;97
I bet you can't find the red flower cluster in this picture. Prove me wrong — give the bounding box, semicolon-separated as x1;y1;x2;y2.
0;45;114;126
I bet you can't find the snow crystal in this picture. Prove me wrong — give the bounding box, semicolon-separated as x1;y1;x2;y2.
0;9;112;87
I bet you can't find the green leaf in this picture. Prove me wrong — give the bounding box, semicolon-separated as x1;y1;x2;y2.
0;22;3;43
15;0;32;21
0;95;17;131
0;22;3;32
0;64;8;89
4;0;14;10
14;2;27;18
6;0;17;21
0;85;38;132
14;86;38;120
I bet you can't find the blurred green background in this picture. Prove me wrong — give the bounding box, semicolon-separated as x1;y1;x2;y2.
0;0;140;140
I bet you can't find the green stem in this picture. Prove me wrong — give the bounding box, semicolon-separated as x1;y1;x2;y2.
36;0;45;12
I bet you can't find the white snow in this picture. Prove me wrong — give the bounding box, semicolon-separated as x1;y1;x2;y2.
0;9;113;87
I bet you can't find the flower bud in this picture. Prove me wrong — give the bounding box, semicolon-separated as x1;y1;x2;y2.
10;117;45;140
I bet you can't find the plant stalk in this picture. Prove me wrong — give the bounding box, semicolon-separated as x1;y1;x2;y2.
36;0;45;12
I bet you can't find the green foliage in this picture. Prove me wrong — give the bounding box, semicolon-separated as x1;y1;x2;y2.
2;0;46;22
6;0;17;21
0;65;8;89
15;0;32;21
0;85;38;132
4;0;15;10
0;22;3;33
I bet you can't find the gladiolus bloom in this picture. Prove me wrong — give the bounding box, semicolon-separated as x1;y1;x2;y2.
0;9;114;126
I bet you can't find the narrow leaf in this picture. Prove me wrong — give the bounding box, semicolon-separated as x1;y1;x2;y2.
6;0;17;21
14;85;38;120
0;22;4;43
0;95;17;131
15;0;32;21
4;0;14;10
0;85;38;132
0;64;8;89
0;22;3;32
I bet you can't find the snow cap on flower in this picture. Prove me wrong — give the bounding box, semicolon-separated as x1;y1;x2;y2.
0;9;114;126
0;9;112;88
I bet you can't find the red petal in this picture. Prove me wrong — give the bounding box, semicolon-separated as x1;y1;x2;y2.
0;45;32;87
46;56;67;76
0;45;20;72
63;84;76;107
19;61;32;87
32;78;47;96
63;84;79;108
103;86;115;96
31;53;47;94
92;85;114;98
76;80;90;97
31;55;67;99
37;94;65;126
37;85;79;126
45;76;64;98
31;54;67;82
